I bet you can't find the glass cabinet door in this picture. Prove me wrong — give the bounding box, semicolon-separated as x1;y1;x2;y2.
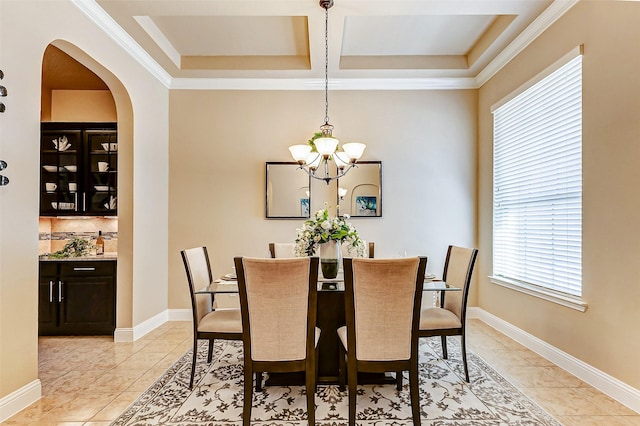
40;123;117;216
40;130;82;216
85;130;117;215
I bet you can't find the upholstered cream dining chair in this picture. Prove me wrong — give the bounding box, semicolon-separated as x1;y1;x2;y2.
338;256;428;426
234;256;320;426
419;245;478;382
181;246;242;389
341;241;375;258
268;242;296;258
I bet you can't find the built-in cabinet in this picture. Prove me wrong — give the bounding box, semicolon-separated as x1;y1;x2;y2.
39;260;116;335
40;122;117;216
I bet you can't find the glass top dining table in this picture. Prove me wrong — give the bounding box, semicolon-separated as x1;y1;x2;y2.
195;273;460;294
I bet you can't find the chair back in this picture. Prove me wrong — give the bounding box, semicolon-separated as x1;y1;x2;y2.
235;256;319;362
441;246;478;321
268;242;296;258
181;247;214;326
344;257;427;361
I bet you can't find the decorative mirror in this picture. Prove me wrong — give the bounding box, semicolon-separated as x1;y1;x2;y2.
266;162;311;219
337;161;382;217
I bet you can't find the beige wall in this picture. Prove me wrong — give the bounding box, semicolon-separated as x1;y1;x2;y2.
168;89;477;309
0;0;169;404
49;90;117;122
478;1;640;389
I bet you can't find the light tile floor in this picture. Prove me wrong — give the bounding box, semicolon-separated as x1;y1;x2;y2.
2;319;639;425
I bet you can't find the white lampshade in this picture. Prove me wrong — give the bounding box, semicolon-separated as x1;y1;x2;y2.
289;144;312;163
314;137;339;156
338;187;347;198
343;142;366;160
306;152;322;169
333;151;349;169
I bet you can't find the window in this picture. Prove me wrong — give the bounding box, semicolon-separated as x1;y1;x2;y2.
491;48;583;310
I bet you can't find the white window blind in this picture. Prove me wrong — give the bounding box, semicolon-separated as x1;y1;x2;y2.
492;54;582;297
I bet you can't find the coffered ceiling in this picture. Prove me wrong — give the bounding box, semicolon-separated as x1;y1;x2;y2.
72;0;578;90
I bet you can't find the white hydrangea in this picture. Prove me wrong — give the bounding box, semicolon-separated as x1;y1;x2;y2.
293;204;365;257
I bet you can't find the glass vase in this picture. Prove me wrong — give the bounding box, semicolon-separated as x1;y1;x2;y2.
319;240;341;279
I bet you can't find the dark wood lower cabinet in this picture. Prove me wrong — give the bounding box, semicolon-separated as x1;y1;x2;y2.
39;260;116;336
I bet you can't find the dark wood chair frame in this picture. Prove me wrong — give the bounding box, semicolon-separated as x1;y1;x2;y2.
234;256;320;426
339;256;428;426
418;246;478;382
181;247;243;389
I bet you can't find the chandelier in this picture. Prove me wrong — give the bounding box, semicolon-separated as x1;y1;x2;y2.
288;0;366;184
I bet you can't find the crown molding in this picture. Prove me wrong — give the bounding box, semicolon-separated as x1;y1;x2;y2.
170;77;478;91
475;0;580;87
71;0;172;88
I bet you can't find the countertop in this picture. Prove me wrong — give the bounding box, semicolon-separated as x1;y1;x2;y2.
39;253;118;262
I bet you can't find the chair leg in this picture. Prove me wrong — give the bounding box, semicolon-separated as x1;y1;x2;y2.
315;346;320;393
189;338;198;389
338;344;346;391
409;360;421;426
255;372;263;392
461;333;470;382
305;365;316;426
207;338;215;363
243;364;253;426
396;371;403;391
441;335;448;359
347;361;358;426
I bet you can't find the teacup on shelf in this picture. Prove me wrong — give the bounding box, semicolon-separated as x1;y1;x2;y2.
104;196;117;210
52;136;70;151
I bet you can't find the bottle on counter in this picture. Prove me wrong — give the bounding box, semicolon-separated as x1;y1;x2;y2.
96;231;104;255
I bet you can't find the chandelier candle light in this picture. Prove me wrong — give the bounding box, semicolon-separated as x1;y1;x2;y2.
288;0;366;184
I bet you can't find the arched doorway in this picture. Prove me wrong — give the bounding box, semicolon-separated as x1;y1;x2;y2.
41;41;134;338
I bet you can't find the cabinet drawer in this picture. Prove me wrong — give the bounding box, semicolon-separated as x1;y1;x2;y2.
39;262;58;277
60;261;115;276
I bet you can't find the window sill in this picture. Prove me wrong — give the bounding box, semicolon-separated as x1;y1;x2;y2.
489;276;588;312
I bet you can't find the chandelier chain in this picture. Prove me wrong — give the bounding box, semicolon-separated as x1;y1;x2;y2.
324;4;330;126
287;0;365;185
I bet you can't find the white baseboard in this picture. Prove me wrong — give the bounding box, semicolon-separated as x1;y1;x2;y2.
132;310;169;340
0;380;41;423
114;309;191;342
471;307;640;414
114;327;133;342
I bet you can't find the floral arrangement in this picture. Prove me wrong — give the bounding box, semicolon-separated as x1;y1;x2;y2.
47;237;94;258
294;205;365;257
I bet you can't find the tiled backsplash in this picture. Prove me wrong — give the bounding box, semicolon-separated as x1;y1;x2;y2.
39;217;118;255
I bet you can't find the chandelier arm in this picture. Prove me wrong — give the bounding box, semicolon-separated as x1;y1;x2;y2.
296;160;359;185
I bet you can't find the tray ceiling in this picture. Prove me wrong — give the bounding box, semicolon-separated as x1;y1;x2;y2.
71;0;577;89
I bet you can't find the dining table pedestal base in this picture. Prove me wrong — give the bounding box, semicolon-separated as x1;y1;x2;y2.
264;371;397;387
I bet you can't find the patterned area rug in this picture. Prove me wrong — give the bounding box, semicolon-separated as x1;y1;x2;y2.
111;338;560;425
